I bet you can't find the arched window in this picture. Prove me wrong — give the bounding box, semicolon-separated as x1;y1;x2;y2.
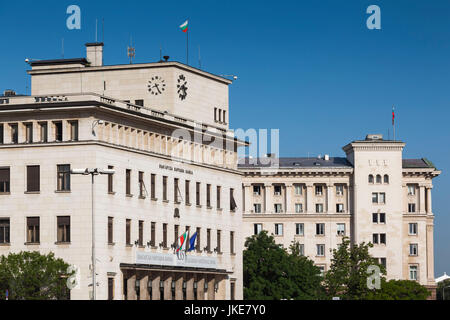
384;175;389;184
368;175;374;184
376;175;382;184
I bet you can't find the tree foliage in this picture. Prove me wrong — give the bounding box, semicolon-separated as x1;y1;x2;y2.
243;231;324;300
365;279;430;300
0;251;73;300
436;279;450;300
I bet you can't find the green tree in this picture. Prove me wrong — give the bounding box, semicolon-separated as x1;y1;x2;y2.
366;280;430;300
324;237;385;300
436;279;450;300
243;231;323;300
0;251;73;300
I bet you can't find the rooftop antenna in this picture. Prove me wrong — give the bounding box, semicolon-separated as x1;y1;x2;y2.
62;38;64;58
198;46;201;69
160;44;162;62
127;36;135;64
95;19;98;42
102;18;104;43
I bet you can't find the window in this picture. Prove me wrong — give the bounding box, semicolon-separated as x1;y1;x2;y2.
316;223;325;236
54;122;63;142
372;193;378;204
126;169;132;196
373;213;386;224
408;203;416;213
0;218;10;244
39;122;48;142
57;165;71;191
162;176;168;201
372;193;386;204
174;225;179;247
27;217;40;243
336;203;344;213
196;182;201;206
217;186;221;209
380;213;386;224
151;174;156;199
379;258;387;269
196;227;201;252
409;266;418;281
298;244;305;256
108;217;114;244
108;278;114;300
25;123;33;143
380;234;386;244
295;185;302;195
174;178;179;203
337;224;346;236
253;185;261;196
185;180;190;204
373;234;379;244
408;185;416;196
316;203;324;213
230;188;237;211
274;204;282;213
384;175;389;184
214;107;217;122
376;175;382;184
230;231;235;254
254;224;262;235
368;175;374;184
275;224;283;236
274;185;282;196
379;193;386;204
206;229;211;252
69;121;78;141
0;167;10;193
108;166;114;193
254;203;262;213
230;282;235;301
217;230;221;253
0;124;3;144
295;203;303;213
409;223;418;235
138;221;144;246
10;124;18;144
139;172;145;198
206;184;211;207
150;222;156;247
135;99;144;106
162;223;168;248
126;219;131;245
372;213;378;223
295;223;304;236
318;265;325;276
336;185;344;196
317;244;325;257
409;244;418;256
57;216;70;243
315;186;323;196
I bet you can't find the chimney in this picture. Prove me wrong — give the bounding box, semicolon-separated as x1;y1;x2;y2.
85;42;104;67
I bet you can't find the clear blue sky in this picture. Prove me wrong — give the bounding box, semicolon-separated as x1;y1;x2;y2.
0;0;449;276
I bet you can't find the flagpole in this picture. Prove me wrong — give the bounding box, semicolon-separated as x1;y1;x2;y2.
393;106;396;141
187;21;189;65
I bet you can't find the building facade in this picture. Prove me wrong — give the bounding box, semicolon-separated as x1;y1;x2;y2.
239;134;441;292
0;43;244;300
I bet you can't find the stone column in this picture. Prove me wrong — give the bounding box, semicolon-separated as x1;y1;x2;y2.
197;277;205;300
426;224;435;284
139;275;150;300
419;185;426;214
164;274;173;300
215;276;226;300
175;273;184;300
126;275;137;300
426;187;433;214
306;183;313;213
207;276;216;300
151;273;161;300
284;183;294;213
264;184;273;213
347;185;352;214
327;183;335;213
243;184;252;213
186;274;195;300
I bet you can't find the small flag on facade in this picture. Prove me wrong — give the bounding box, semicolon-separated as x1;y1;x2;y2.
179;20;189;33
392;107;395;126
177;231;189;252
187;232;198;252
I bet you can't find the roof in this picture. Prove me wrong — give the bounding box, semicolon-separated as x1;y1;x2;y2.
238;157;353;169
402;158;436;169
29;58;89;67
435;273;450;283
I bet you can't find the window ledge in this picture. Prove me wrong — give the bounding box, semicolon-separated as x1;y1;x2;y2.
0;193;11;196
207;206;213;210
150;246;158;250
108;192;116;195
138;245;146;249
55;190;71;194
25;191;40;195
185;203;192;206
174;201;181;205
139;196;147;200
0;243;11;247
108;242;116;246
55;242;71;245
230;253;236;257
126;194;134;198
217;208;223;212
151;198;158;202
162;200;169;203
24;242;40;246
196;205;202;208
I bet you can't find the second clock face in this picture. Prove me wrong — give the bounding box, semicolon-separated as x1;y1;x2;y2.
148;76;166;96
177;74;188;101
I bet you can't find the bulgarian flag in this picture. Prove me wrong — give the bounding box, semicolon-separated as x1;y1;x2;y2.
179;20;189;33
177;231;189;253
392;107;395;126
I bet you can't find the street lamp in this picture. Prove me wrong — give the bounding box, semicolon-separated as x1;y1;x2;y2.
71;168;115;300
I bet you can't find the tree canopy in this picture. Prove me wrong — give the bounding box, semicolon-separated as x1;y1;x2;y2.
366;279;430;300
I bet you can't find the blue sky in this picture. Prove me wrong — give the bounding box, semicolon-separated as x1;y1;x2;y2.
0;0;449;275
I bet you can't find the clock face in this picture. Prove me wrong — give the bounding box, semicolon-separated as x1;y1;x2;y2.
148;76;166;96
177;74;188;101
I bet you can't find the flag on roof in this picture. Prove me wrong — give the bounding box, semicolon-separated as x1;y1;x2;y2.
180;20;188;33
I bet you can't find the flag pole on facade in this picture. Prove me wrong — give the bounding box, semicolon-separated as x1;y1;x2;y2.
179;20;189;65
392;106;396;141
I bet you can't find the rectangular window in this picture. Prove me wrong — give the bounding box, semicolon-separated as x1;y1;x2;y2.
185;180;190;204
295;185;302;195
275;224;283;236
408;203;416;213
295;203;303;213
139;172;145;198
196;227;201;252
163;176;168;201
295;223;304;236
274;203;282;213
206;184;211;207
138;221;144;246
254;224;262;235
10;124;18;144
408;185;416;196
108;278;114;300
126;169;131;196
0;167;10;193
315;186;323;196
135;99;144;107
54;122;63;142
373;234;379;244
336;185;344;196
372;213;378;223
254;203;262;213
336;203;344;213
253;185;261;196
163;223;168;248
174;225;179;247
57;165;71;191
379;193;386;204
0;218;10;244
151;174;156;199
57;216;70;243
174;178;179;203
108;166;114;193
150;222;156;247
217;186;221;209
409;266;418;281
230;231;235;254
217;230;221;253
409;223;418;235
108;217;114;244
298;244;305;256
0;124;3;144
274;185;282;196
380;233;386;244
25;123;33;143
409;244;418;256
27;217;40;243
69;121;78;141
126;219;131;245
379;258;387;269
317;244;325;256
26;165;40;193
230;282;235;301
316;223;325;235
372;193;378;204
207;229;211;252
337;223;345;236
230;188;237;211
196;182;201;206
39;122;48;142
316;204;324;213
379;213;386;224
